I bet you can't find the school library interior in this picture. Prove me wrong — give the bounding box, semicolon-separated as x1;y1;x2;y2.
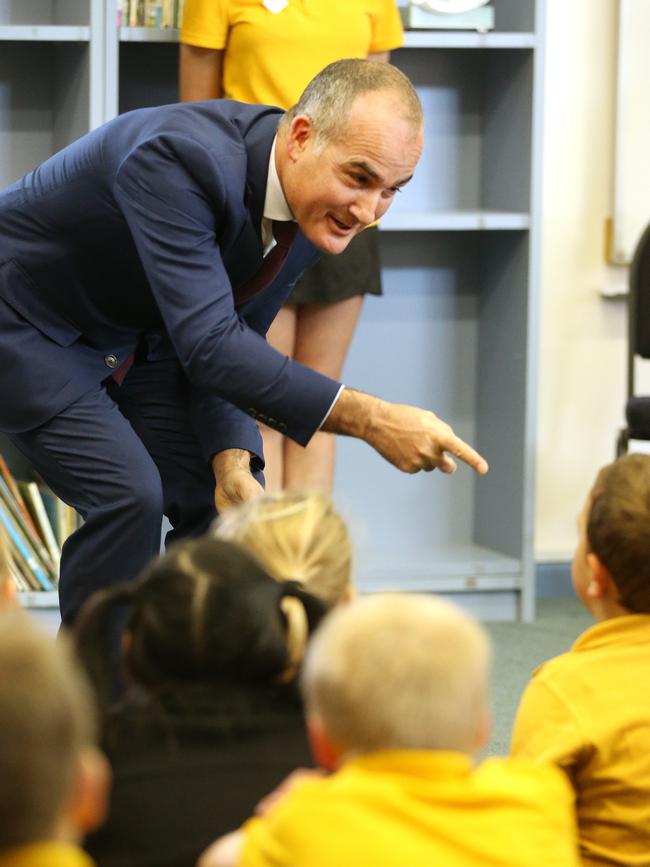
0;2;649;865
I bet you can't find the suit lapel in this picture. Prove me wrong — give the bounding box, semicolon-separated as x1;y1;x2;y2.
223;109;283;291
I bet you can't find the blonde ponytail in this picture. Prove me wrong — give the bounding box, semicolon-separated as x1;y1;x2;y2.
276;595;309;684
214;491;353;607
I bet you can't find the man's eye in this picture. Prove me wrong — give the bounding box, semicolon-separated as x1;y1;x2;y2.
351;174;367;185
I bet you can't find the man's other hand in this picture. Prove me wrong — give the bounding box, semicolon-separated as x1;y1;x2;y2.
212;449;264;513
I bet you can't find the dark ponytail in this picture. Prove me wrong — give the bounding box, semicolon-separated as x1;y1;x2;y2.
74;538;328;719
73;580;141;715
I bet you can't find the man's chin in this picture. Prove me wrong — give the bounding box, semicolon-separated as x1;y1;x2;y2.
309;228;358;256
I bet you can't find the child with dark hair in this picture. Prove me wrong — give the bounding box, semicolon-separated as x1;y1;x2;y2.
75;537;327;867
512;453;650;865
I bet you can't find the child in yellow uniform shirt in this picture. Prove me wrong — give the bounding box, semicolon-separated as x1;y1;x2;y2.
199;594;580;867
0;613;109;867
512;453;650;866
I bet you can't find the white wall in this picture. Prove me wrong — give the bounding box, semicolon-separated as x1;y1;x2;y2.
535;0;633;558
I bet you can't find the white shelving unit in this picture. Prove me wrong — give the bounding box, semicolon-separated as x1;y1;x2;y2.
5;0;545;621
344;0;545;620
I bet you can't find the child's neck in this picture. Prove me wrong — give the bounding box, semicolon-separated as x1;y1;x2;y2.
590;598;635;622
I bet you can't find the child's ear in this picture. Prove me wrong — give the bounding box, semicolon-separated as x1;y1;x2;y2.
64;746;111;836
474;706;491;753
306;714;343;772
586;553;615;599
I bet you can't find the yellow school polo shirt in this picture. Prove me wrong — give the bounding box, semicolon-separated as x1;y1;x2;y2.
511;614;650;866
180;0;404;108
240;750;580;867
0;842;95;867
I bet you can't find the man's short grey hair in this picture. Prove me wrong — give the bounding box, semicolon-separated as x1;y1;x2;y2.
302;593;491;755
280;58;423;149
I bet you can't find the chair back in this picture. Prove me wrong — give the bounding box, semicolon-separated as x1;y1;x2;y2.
625;221;650;400
630;221;650;359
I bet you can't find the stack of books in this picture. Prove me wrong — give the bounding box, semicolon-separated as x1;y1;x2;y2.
119;0;185;28
0;454;80;592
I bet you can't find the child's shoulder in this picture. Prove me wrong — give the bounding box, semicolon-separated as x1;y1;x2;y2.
476;756;574;803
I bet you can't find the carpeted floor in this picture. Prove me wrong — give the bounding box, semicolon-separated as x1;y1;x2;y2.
484;596;592;755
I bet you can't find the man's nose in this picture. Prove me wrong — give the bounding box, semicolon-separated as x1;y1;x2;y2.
350;189;382;225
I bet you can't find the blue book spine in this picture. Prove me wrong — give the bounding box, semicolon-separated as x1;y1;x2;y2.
0;502;53;591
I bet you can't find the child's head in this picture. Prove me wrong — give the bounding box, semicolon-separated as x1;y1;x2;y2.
301;593;491;766
75;537;328;709
214;492;354;607
0;611;108;851
573;453;650;616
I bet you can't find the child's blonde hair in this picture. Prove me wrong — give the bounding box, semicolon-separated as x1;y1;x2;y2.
0;611;96;850
302;593;491;755
214;492;353;607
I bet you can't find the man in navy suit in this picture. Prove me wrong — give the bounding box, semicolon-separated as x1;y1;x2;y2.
0;59;487;624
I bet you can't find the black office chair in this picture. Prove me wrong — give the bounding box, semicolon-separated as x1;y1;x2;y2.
617;220;650;456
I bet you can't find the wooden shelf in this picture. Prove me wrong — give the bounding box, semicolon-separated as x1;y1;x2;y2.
18;591;59;609
119;26;178;42
0;25;90;41
380;211;530;231
402;31;536;49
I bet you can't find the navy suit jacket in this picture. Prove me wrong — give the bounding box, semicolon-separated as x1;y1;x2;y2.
0;100;341;466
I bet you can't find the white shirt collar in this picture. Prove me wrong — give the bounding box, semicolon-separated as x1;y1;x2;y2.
261;137;294;252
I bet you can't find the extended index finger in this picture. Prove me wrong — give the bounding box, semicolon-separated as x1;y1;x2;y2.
445;434;489;475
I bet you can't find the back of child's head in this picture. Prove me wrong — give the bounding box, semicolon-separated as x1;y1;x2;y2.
588;453;650;613
214;492;354;607
75;536;328;710
0;611;96;850
302;593;491;755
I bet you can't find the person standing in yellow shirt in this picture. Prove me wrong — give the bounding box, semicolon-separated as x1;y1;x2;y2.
511;453;650;866
199;594;580;867
179;0;404;493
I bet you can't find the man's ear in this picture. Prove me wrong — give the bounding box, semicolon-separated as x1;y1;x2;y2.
306;714;343;772
63;747;111;837
586;553;615;599
286;115;315;160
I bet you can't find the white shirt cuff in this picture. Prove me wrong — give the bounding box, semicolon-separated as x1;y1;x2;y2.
317;384;345;430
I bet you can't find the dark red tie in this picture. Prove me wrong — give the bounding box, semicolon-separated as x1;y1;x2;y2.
233;220;298;307
112;222;297;387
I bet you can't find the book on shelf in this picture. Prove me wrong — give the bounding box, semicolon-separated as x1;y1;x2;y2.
19;482;61;569
0;452;81;594
122;0;184;28
0;477;57;581
0;453;39;537
0;498;53;591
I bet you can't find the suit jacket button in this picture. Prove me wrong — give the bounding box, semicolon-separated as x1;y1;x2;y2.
104;354;118;369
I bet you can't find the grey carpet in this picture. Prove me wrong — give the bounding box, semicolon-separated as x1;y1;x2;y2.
485;596;592;755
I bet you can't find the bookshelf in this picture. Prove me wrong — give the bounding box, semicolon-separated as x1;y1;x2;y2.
3;0;545;621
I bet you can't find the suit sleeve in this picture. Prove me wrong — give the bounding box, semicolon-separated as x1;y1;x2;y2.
114;133;340;452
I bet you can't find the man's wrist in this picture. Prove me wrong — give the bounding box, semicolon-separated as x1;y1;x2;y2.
321;387;379;440
211;448;252;480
